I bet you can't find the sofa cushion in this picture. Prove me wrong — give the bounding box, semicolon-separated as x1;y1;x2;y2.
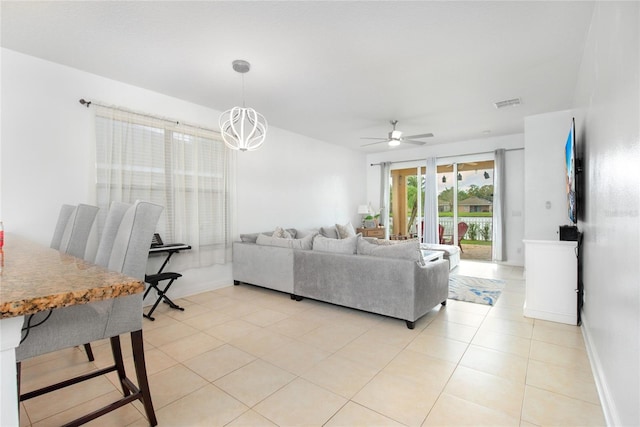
240;229;288;243
369;237;419;246
295;228;319;238
313;234;358;254
357;236;424;265
320;226;339;239
335;222;356;239
256;233;316;250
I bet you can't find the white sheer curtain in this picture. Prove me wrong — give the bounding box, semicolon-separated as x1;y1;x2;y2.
423;157;439;244
492;149;505;261
379;162;391;239
94;105;236;269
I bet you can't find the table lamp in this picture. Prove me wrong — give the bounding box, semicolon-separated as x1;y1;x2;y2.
357;205;370;227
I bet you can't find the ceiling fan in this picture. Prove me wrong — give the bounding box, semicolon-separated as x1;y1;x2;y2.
361;120;434;147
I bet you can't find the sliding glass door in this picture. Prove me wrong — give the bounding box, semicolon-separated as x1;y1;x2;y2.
437;161;494;261
390;167;425;238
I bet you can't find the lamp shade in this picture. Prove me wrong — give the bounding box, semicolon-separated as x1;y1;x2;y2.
357;205;370;215
219;106;267;152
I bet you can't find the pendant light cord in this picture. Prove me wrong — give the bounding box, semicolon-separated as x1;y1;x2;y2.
241;74;246;108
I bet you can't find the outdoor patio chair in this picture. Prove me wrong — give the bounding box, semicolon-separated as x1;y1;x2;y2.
441;222;469;253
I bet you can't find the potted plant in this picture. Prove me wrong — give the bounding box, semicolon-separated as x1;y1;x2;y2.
363;215;376;228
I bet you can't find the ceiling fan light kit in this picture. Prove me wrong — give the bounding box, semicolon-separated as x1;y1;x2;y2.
219;59;268;152
360;119;434;148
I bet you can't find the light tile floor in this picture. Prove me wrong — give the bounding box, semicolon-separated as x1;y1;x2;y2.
19;261;606;426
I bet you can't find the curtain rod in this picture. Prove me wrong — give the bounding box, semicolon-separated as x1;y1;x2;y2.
78;98;219;134
369;147;524;166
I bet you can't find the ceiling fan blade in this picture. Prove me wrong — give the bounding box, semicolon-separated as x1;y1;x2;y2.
403;139;428;146
360;137;388;140
403;133;434;139
361;139;390;147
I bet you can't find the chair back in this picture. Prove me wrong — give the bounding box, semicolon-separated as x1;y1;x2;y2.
59;204;99;259
458;222;469;240
94;202;132;268
108;201;164;281
438;224;445;244
104;201;163;337
50;204;76;249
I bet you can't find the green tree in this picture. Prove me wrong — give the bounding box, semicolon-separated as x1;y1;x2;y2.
467;184;494;202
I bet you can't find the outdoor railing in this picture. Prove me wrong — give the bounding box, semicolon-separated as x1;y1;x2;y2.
439;216;493;241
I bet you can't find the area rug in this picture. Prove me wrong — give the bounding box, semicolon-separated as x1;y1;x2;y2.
448;275;506;306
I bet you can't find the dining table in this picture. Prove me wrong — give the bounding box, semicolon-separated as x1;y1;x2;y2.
0;233;145;426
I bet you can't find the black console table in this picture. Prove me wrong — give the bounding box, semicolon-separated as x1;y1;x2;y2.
144;243;191;321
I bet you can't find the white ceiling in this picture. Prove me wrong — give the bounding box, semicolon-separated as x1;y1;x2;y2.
1;1;595;153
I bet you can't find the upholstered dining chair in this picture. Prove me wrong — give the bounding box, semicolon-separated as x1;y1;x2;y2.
58;203;100;259
17;200;163;426
50;203;100;361
50;204;76;250
94;201;132;267
81;201;132;362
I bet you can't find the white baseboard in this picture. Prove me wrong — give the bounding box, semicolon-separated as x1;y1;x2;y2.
581;314;618;427
523;307;576;325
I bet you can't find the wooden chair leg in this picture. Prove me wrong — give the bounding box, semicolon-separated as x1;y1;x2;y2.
131;329;157;426
110;336;130;397
83;343;95;362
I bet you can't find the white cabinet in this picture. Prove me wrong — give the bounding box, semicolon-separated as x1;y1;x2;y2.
523;240;578;325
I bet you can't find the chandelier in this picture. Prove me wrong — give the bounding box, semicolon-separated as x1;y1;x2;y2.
219;60;268;152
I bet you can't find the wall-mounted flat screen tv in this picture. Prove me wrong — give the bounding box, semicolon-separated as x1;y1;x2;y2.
565;118;577;224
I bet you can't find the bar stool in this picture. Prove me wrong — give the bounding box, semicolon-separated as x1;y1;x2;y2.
17;200;163;426
50;204;76;250
58;204;100;259
52;203;100;361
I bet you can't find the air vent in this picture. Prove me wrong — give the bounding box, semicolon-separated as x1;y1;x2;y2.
493;98;521;109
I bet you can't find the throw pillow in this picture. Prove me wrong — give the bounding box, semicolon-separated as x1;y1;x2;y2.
312;234;358;254
272;226;293;239
319;226;339;239
240;233;260;243
292;232;317;250
357;236;424;265
335;222;356;239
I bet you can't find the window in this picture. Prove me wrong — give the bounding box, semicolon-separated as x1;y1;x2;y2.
95;106;235;268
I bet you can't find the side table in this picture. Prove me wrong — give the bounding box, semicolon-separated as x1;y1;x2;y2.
357;227;386;238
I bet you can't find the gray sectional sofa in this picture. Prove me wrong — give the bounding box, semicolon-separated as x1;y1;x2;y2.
232;227;449;328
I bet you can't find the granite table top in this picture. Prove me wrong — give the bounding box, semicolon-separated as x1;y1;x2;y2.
0;234;144;319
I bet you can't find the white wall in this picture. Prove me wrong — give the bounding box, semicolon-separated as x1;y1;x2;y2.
366;133;525;265
571;3;639;426
236;126;366;233
523;110;573;241
1;49;366;298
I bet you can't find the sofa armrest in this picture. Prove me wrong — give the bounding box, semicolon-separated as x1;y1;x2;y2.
232;242;295;294
413;259;450;317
